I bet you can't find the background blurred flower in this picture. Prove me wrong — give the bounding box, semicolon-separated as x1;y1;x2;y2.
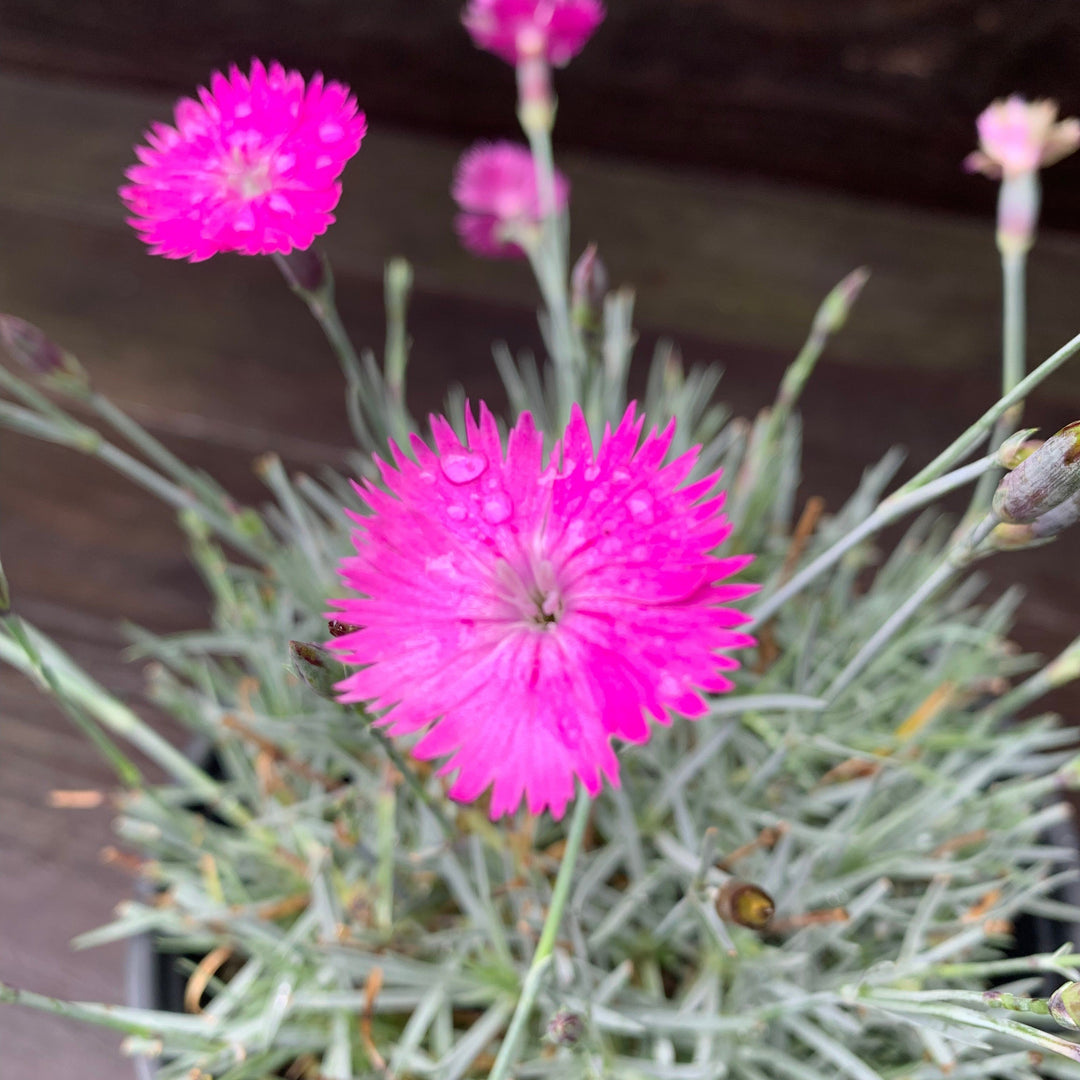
452;140;569;258
329;403;755;819
462;0;605;66
965;95;1080;179
120;59;366;261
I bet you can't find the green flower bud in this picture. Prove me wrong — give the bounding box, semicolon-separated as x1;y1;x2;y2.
716;881;775;930
992;421;1080;523
812;266;870;338
995;428;1041;469
289;640;347;700
571;243;608;330
1049;981;1080;1030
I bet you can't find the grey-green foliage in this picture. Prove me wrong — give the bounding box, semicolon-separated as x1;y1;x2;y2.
4;277;1080;1080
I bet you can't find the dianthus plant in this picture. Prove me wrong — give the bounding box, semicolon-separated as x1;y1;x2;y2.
5;11;1080;1080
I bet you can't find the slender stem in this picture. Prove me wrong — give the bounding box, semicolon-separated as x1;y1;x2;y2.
487;791;592;1080
894;327;1080;499
747;455;996;629
969;246;1028;516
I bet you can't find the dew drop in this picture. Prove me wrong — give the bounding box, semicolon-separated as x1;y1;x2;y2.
588;485;608;503
628;490;655;525
613;468;631;483
441;450;488;485
481;490;513;525
584;464;601;482
418;470;436;484
446;504;468;521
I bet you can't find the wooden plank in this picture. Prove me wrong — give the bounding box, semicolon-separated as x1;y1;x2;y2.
4;70;1080;387
1;1;1080;230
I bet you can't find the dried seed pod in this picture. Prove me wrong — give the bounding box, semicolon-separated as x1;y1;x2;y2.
993;421;1080;523
715;880;775;930
289;640;347;700
1049;982;1080;1030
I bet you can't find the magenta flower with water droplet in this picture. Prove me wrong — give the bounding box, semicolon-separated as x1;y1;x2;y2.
120;59;367;261
328;402;756;820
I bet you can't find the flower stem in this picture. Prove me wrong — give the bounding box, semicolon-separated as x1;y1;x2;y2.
487;790;592;1080
969;246;1028;516
895;325;1080;499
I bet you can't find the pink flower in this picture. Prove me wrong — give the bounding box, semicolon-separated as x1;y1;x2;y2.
463;0;605;66
965;96;1080;179
328;403;755;819
120;60;367;261
452;140;570;258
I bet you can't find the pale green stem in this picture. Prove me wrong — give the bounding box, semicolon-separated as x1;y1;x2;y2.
747;454;996;629
928;953;1080;981
487;790;592;1080
895;327;1080;498
969;246;1028;516
822;513;998;702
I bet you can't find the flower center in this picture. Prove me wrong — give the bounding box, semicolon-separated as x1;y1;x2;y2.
494;555;569;632
222;147;274;200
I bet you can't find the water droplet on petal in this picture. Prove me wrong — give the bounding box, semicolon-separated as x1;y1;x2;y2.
441;450;488;485
446;504;468;521
628;490;655;525
418;470;436;484
481;490;513;524
613;468;631;483
584;464;600;481
589;486;608;503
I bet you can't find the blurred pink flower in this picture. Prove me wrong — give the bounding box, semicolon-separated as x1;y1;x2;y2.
329;403;755;819
463;0;605;66
120;60;367;261
965;96;1080;179
452;140;569;258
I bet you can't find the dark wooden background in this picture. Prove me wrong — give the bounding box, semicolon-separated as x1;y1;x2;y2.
3;0;1080;226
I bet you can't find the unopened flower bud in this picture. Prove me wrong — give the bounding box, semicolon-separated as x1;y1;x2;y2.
0;315;88;389
992;421;1080;524
812;267;870;338
1049;982;1080;1030
995;428;1041;469
546;1008;584;1046
715;880;775;930
276;245;330;295
289;640;347;700
571;244;608;330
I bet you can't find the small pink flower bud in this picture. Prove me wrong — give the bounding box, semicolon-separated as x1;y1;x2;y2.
546;1008;585;1046
0;315;87;388
276;246;330;295
570;243;608;329
992;421;1080;524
